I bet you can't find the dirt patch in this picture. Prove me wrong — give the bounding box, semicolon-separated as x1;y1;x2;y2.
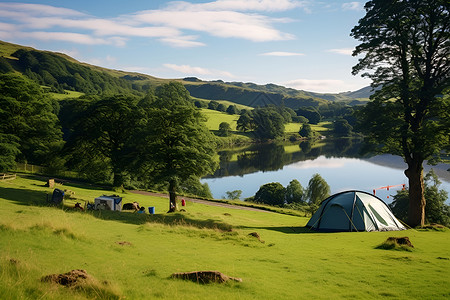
41;269;90;287
376;236;414;251
171;271;242;284
386;237;414;248
248;232;265;243
116;241;132;246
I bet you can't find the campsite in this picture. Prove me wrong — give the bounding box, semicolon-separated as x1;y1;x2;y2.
1;175;449;299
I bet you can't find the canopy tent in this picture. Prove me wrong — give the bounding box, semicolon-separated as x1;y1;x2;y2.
306;190;406;232
94;195;122;211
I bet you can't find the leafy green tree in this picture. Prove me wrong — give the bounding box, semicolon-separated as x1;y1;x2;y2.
299;124;313;138
306;173;330;205
226;105;239;115
217;103;227;112
0;73;63;168
285;179;305;204
0;134;20;172
333;119;353;137
252;107;285;140
64;95;141;187
351;0;450;227
253;182;286;206
139;82;218;212
389;170;450;227
236;112;254;132
296;107;321;124
226;190;242;200
218;122;232;137
208;100;219;110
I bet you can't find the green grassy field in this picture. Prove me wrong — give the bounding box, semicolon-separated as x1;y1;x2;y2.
1;176;449;299
201;109;240;131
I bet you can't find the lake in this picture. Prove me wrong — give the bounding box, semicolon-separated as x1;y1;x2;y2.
201;139;450;203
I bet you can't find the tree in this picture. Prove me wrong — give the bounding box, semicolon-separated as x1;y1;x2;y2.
226;190;242;200
306;173;330;205
208;100;219;110
299;124;313;138
236;112;254;132
389;170;450;227
351;0;450;227
218;122;231;137
64;95;141;187
253;182;285;206
296;107;321;124
252;107;285;140
285;179;304;204
139;82;218;212
226;105;239;115
0;73;63;168
333;119;353;137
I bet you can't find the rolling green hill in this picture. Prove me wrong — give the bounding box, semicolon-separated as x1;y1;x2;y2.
0;40;371;108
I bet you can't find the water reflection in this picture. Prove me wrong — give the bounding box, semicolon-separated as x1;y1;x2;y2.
202;139;450;203
209;139;367;178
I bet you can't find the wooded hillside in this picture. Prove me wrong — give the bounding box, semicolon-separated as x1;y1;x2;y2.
0;40;371;107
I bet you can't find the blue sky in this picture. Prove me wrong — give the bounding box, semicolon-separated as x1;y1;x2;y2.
0;0;372;93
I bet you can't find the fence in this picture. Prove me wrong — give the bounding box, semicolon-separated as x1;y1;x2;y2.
15;162;44;174
0;173;17;181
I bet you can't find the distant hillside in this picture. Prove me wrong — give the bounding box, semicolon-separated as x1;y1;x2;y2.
0;40;371;107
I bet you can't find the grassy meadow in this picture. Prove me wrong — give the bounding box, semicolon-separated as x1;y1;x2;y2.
1;175;449;299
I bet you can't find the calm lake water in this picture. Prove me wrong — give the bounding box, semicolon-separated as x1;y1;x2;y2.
201;139;450;204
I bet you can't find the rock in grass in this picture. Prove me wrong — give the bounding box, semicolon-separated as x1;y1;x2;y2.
171;271;242;284
41;269;90;287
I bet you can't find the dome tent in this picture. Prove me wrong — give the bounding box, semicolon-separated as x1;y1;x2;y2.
306;190;406;232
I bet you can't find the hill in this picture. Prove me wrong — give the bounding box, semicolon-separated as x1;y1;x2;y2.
0;40;371;108
1;175;449;299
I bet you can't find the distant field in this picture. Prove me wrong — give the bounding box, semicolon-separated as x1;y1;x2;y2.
193;97;253;111
201;109;240;131
1;175;449;299
49;90;85;100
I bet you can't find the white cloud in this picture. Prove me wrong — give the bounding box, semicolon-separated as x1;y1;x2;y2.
342;2;364;11
16;31;115;45
166;0;309;12
164;63;234;78
133;10;295;42
327;48;354;55
283;79;355;93
289;156;346;169
0;1;297;47
261;51;304;56
160;36;206;48
0;3;85;17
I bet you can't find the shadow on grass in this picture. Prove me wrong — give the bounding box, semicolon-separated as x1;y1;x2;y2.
83;210;233;231
240;225;316;234
0;184;232;231
0;186;50;207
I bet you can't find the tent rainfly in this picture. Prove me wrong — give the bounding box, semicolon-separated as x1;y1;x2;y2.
306;190;406;232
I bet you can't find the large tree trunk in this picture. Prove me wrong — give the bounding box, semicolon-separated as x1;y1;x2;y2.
113;169;124;189
404;159;426;227
168;179;177;213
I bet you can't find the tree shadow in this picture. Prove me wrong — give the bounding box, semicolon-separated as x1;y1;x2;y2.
0;184;234;231
239;225;317;234
0;186;50;207
80;209;233;231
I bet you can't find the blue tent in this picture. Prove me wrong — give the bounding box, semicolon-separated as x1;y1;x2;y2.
306;190;406;232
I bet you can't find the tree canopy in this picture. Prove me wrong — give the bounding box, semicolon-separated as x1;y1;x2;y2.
351;0;450;227
137;82;218;212
0;73;63;170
